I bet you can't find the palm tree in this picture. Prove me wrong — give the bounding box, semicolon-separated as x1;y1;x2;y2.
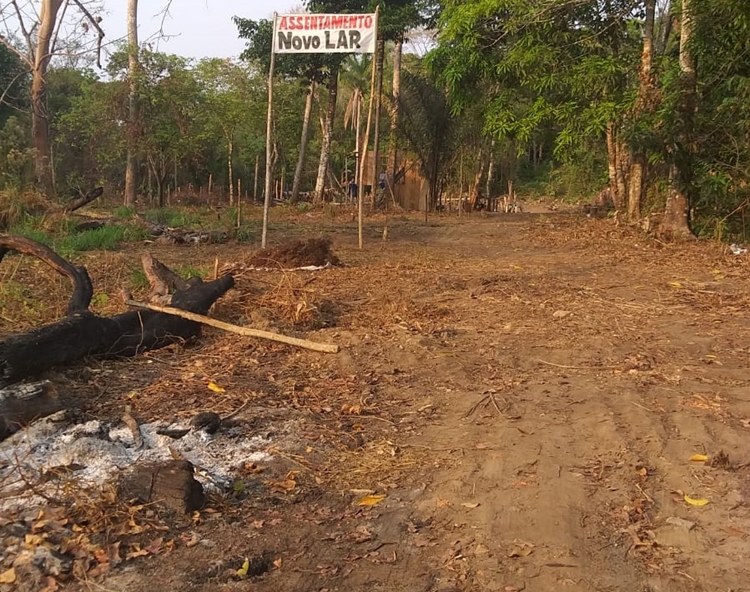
341;55;371;201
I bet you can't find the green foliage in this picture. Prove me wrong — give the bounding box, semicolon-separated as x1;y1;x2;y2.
58;225;148;255
114;205;136;218
0;117;34;192
0;41;28;127
175;265;209;280
129;268;149;290
143;207;202;228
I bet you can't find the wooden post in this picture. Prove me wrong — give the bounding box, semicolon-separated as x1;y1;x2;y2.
237;178;242;228
262;14;278;248
254;153;259;202
458;151;463;217
358;7;379;249
208;173;213;196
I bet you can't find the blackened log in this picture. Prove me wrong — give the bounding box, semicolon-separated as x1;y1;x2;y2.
0;274;234;388
0;234;93;315
63;186;104;213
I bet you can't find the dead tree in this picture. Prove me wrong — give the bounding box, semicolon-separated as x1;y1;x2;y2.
0;235;234;389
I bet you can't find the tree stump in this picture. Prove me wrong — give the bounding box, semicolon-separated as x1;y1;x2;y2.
117;460;206;514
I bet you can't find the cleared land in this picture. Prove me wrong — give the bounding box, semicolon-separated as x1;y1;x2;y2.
2;210;750;592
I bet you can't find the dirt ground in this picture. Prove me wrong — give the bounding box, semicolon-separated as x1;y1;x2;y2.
2;209;750;592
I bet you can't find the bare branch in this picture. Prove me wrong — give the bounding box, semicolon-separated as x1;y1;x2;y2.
0;35;31;66
0;68;31;112
71;0;104;68
50;0;70;56
9;0;33;61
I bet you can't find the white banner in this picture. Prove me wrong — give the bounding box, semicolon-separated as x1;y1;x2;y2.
273;13;377;54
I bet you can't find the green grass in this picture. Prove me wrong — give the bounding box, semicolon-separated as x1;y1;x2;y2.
175;265;209;280
57;224;148;256
8;217;148;257
129;268;149;290
144;207;204;228
114;205;136;219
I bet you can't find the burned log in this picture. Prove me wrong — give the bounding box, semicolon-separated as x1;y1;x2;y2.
0;234;234;389
63;185;104;213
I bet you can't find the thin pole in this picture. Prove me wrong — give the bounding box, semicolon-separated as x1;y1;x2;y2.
358;6;378;250
262;13;278;248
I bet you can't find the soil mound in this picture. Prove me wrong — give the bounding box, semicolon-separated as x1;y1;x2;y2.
248;238;342;268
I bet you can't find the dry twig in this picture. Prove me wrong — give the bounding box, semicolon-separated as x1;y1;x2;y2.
124;299;339;353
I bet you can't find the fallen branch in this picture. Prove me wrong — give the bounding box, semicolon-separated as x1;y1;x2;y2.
0;235;235;389
124;300;340;354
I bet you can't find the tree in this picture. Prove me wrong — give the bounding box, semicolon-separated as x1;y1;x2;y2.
304;0;369;202
0;0;105;196
0;40;28;127
108;50;200;207
195;59;254;206
234;16;331;203
124;0;139;207
659;0;695;239
399;56;456;209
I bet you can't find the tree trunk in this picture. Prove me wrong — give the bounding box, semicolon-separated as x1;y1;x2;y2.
124;0;139;207
254;153;259;202
606;123;623;211
616;140;629;208
660;0;696;240
468;152;484;211
486;138;496;201
314;66;340;204
227;136;234;206
292;80;315;204
31;0;63;197
371;38;385;204
626;0;656;221
387;37;403;186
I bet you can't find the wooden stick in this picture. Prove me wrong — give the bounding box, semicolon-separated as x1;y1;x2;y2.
124;299;339;353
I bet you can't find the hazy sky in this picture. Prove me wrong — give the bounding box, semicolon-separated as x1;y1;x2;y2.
103;1;300;62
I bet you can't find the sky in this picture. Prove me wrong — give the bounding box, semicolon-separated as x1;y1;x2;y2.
103;0;300;62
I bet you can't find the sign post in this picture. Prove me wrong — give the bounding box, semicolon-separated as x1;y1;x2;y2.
262;11;378;249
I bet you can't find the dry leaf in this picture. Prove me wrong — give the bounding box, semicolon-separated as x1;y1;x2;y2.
436;498;452;508
357;494;386;506
207;381;226;393
684;495;709;507
40;576;59;592
125;545;149;560
273;558;283;569
0;568;16;584
237;558;250;577
508;546;533;558
462;502;481;509
268;479;297;492
689;454;708;462
669;281;683;288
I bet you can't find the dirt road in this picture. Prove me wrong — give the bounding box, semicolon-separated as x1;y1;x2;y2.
4;212;750;591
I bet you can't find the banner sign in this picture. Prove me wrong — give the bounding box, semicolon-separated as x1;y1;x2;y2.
273;13;377;54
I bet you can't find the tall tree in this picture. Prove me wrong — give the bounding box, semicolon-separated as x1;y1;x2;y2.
626;0;656;221
1;0;105;197
234;16;330;202
659;0;695;239
196;59;253;206
124;0;139;207
304;0;368;202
